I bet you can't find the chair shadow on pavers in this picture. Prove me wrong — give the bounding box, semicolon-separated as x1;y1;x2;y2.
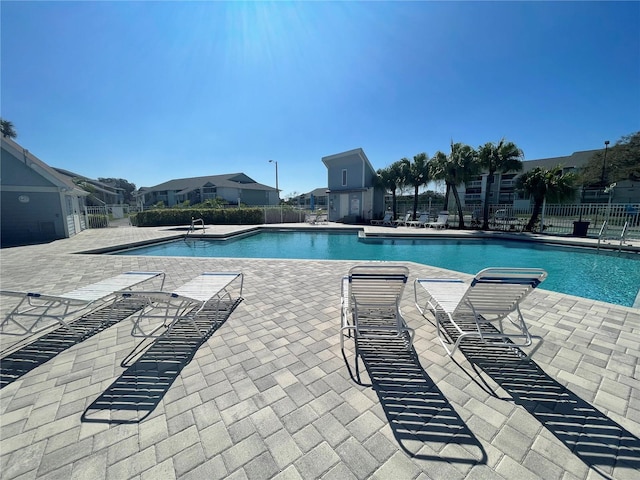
81;298;242;424
0;299;147;389
343;334;488;472
443;320;640;479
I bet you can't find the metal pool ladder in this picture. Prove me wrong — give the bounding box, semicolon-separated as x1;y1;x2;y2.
185;218;205;238
597;220;630;253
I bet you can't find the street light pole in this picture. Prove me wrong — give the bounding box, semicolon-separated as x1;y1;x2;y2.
269;159;281;223
269;160;279;202
600;140;610;187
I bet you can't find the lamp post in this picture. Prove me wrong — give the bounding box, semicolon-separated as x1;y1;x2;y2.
600;140;610;187
268;160;279;202
269;159;281;222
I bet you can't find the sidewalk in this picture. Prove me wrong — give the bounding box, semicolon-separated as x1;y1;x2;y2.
1;225;639;479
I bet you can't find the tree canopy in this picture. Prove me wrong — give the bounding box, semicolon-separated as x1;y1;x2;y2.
405;152;430;220
0;118;17;139
430;142;478;228
516;166;577;231
477;139;523;229
376;159;409;218
98;177;137;203
580;131;640;186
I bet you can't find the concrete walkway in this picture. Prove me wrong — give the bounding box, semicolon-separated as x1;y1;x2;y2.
1;224;639;479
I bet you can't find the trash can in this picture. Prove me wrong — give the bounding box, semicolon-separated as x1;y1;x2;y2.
572;221;590;237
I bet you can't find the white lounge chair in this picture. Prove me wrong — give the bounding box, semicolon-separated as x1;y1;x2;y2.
407;213;429;228
0;271;166;336
123;272;244;338
414;267;547;357
341;265;414;350
370;212;393;226
426;211;448;229
393;213;412;227
315;213;328;224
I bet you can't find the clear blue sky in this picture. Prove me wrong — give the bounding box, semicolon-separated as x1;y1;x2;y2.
2;1;639;199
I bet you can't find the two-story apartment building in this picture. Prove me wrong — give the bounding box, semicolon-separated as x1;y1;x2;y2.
296;188;329;211
53;168;126;205
136;173;278;209
322;148;384;223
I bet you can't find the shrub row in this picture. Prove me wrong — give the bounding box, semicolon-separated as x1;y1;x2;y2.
131;208;263;227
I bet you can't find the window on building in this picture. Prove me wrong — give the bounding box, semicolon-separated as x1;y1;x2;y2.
202;187;217;200
342;169;347;186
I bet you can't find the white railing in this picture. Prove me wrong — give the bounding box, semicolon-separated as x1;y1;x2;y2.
620;221;629;250
84;204;132;229
597;221;607;251
129;201;640;242
84;206;109;228
397;202;640;238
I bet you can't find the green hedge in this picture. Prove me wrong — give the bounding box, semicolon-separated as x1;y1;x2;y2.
131;208;263;227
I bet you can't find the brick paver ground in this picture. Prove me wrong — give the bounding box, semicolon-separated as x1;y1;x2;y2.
1;224;639;479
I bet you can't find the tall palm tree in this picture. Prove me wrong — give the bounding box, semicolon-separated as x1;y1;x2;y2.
477;139;524;229
430;142;478;228
429;151;450;210
516;166;577;232
0;118;17;139
376;159;409;219
405;152;430;220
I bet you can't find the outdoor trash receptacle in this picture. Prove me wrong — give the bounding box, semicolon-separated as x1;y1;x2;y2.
572;221;590;237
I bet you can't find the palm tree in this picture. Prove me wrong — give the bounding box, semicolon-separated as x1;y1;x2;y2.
477;139;524;230
376;159;409;219
429;151;450;209
516;166;577;232
405;152;430;220
430;142;478;228
0;118;17;139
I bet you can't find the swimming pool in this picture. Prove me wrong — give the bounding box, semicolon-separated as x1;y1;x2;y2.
113;231;640;307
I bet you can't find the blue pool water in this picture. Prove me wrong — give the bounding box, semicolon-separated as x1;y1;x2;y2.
114;231;640;307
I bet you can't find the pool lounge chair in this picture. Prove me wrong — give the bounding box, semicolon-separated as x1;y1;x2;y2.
407;213;429;228
122;272;244;338
414;267;547;357
370;212;393;226
426;211;448;229
393;212;412;227
341;265;414;350
492;210;523;231
315;213;328;224
0;271;166;336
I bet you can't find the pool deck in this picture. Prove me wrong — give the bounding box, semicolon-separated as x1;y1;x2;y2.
1;223;639;480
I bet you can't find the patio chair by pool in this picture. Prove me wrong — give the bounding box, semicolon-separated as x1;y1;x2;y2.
123;272;244;338
426;211;449;229
0;271;166;336
492;209;524;231
341;265;414;350
414;268;547;357
406;213;429;228
370;212;393;226
393;212;412;227
315;213;328;224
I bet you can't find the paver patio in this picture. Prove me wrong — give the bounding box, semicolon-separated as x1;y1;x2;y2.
1;224;639;479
